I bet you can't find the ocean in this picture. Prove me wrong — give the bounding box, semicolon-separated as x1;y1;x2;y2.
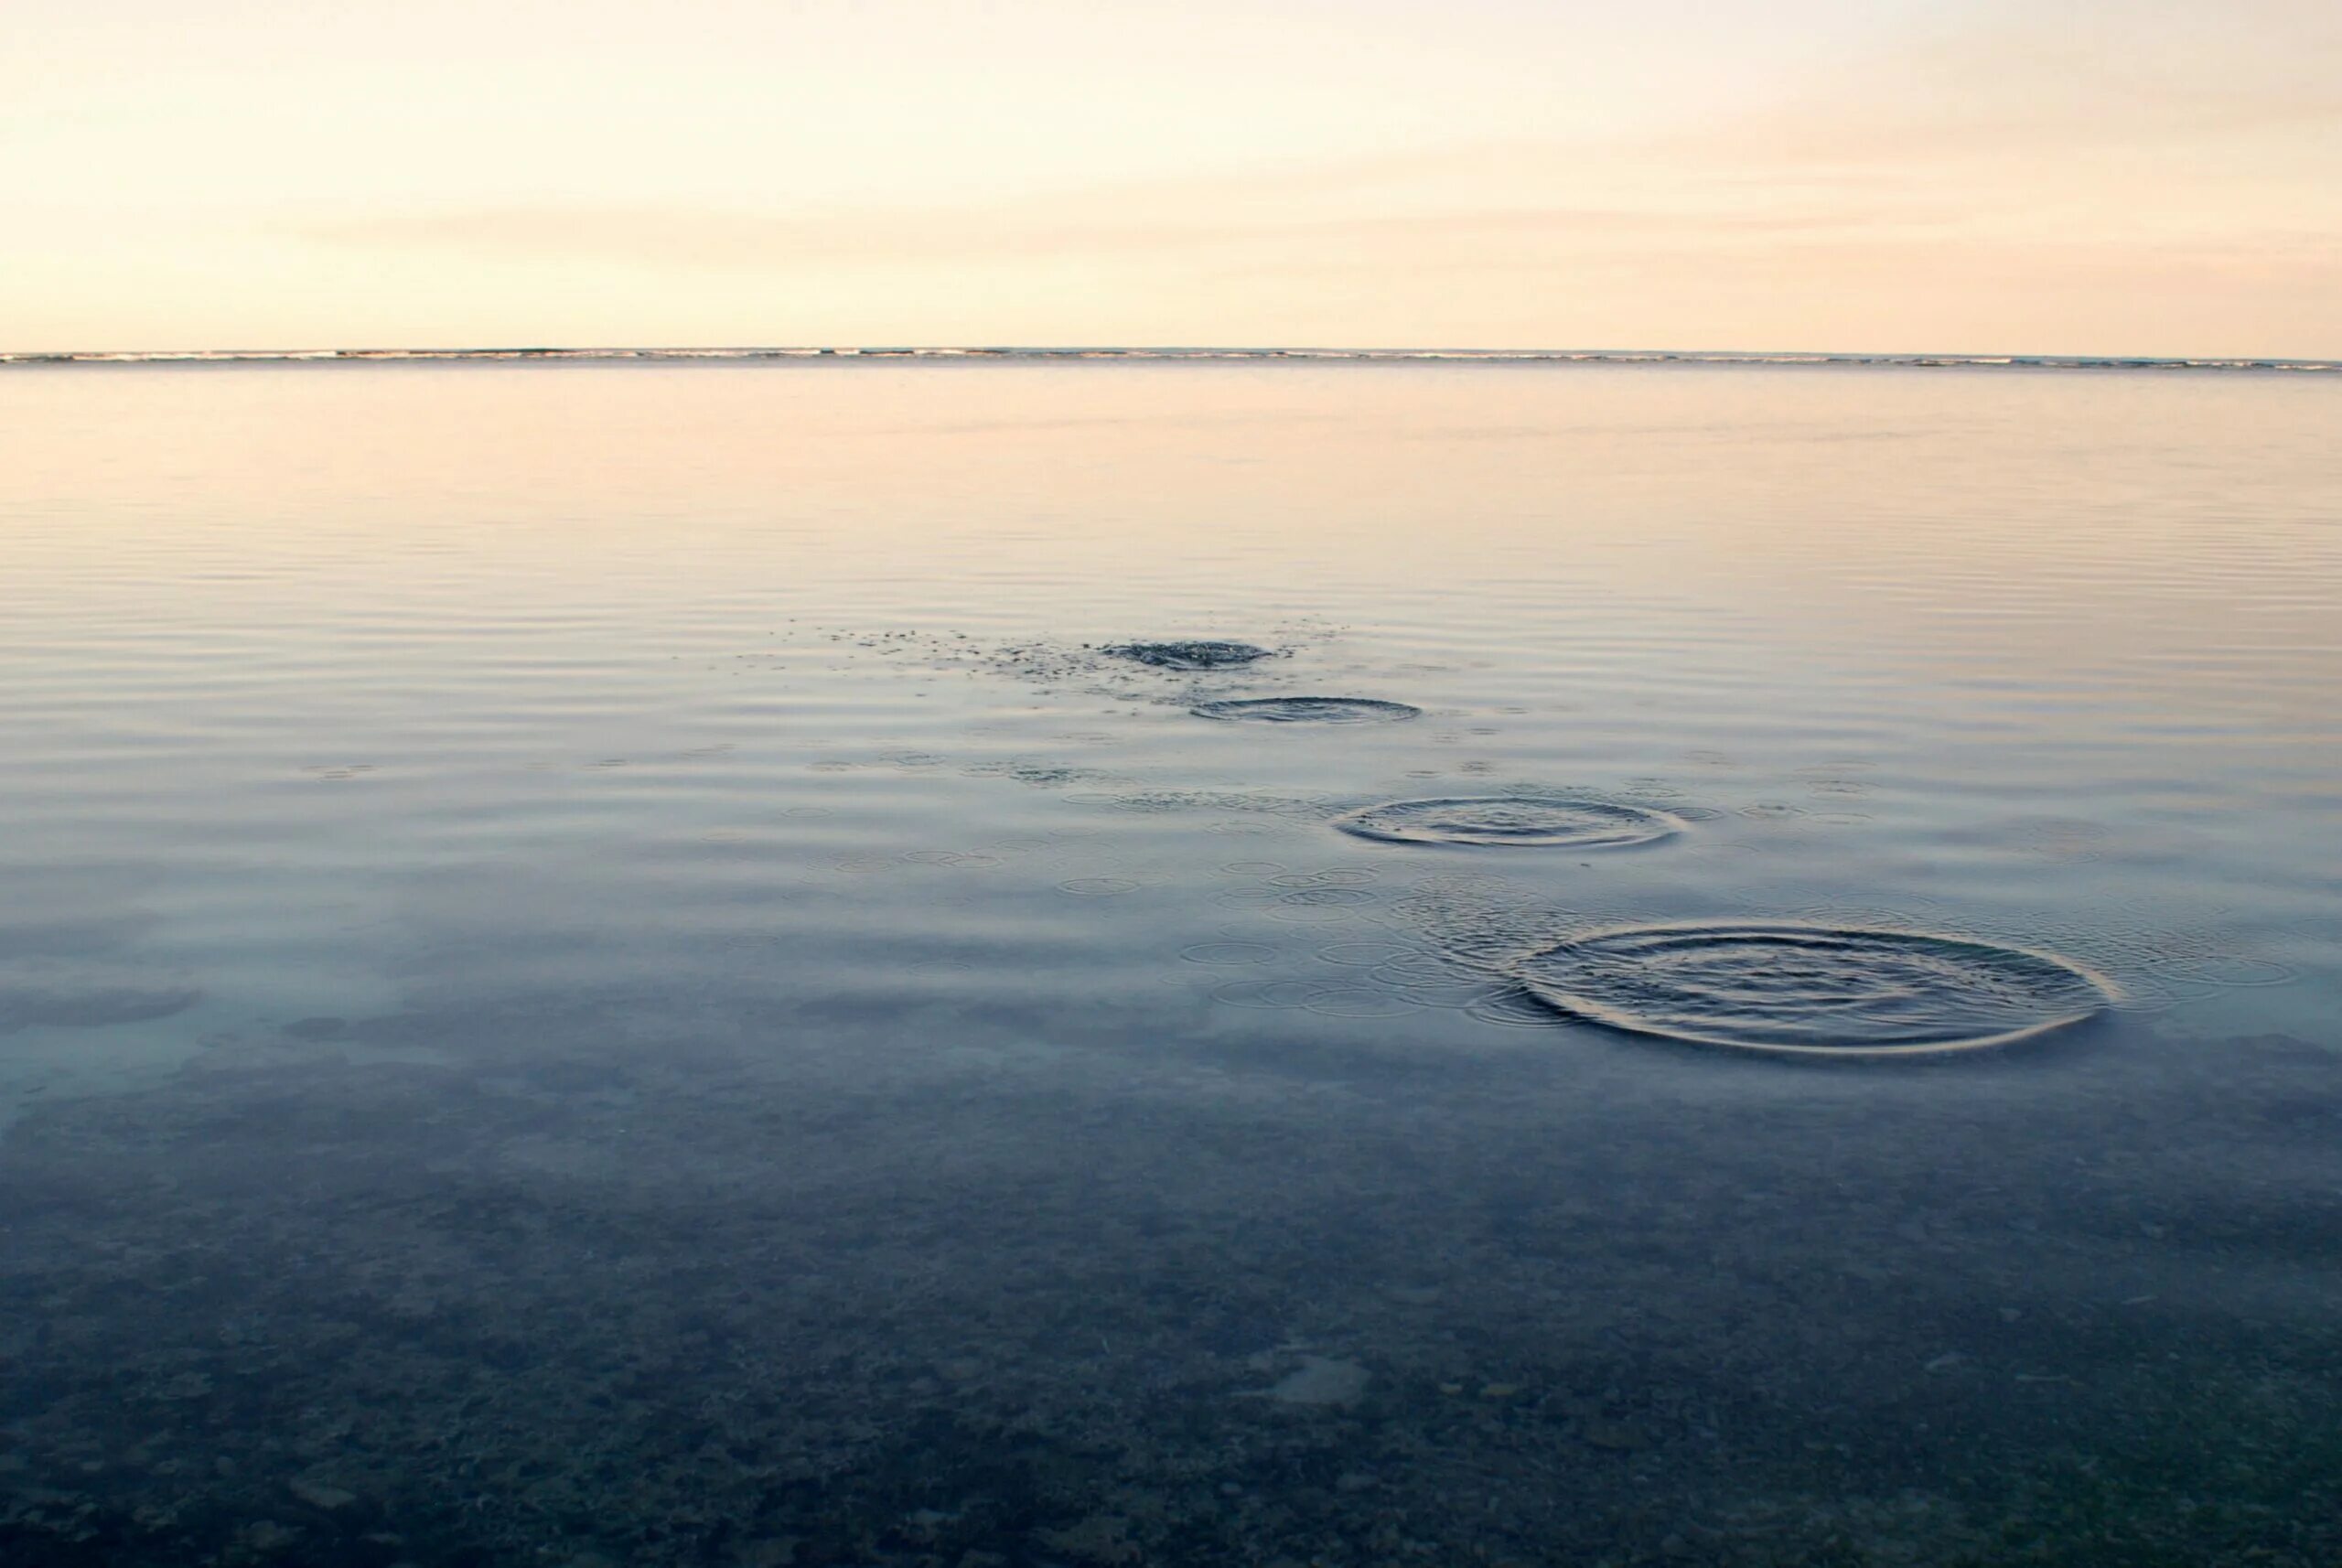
1;357;2337;1564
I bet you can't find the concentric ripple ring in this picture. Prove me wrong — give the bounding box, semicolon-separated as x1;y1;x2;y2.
1190;697;1422;725
1335;796;1682;849
1513;921;2115;1057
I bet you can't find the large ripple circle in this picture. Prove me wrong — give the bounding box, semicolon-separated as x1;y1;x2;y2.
1190;697;1422;725
1335;796;1682;849
1514;922;2114;1057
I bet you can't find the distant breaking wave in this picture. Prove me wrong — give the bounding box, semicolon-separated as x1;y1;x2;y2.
5;346;2336;372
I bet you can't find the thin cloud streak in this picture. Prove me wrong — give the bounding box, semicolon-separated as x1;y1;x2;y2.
286;3;2340;284
292;197;1938;272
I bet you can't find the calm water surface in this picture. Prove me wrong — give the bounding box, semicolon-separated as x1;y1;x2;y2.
2;362;2338;1565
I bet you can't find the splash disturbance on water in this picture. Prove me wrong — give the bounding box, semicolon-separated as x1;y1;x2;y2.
1334;795;1684;849
800;621;2270;1056
1513;922;2117;1057
1104;640;1278;671
1191;697;1423;725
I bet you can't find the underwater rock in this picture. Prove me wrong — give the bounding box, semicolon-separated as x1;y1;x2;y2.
1262;1355;1371;1406
1579;1418;1650;1452
287;1477;359;1512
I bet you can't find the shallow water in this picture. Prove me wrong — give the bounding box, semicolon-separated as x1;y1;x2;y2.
1;360;2338;1565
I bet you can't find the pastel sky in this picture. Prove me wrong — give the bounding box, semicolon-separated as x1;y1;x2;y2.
7;0;2337;354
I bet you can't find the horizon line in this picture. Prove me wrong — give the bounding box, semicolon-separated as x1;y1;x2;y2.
5;345;2338;372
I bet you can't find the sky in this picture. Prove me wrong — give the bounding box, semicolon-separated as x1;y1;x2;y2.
5;0;2337;355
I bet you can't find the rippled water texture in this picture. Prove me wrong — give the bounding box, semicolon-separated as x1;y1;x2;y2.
1514;922;2114;1055
1336;794;1683;848
1;360;2338;1566
1191;695;1423;724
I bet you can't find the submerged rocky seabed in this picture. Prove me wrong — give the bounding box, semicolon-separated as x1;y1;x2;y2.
4;991;2337;1568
